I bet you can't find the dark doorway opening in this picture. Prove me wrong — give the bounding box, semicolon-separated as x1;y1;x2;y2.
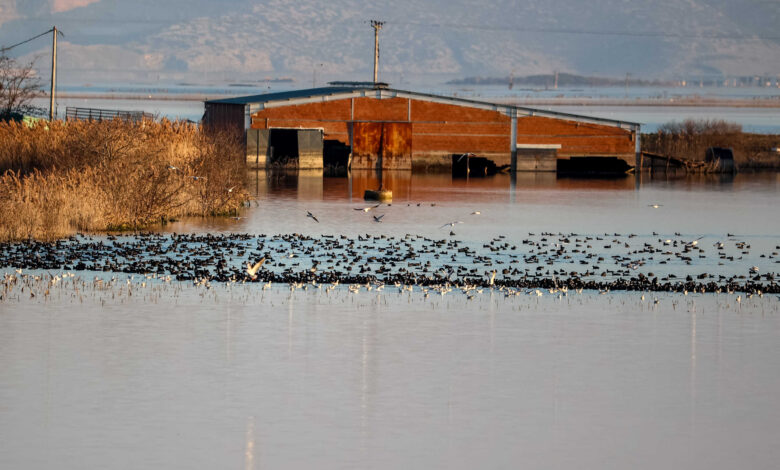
268;128;299;166
323;139;351;176
451;153;508;178
557;156;632;177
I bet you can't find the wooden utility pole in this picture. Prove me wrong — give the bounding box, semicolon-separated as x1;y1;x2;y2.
370;20;384;83
50;26;57;121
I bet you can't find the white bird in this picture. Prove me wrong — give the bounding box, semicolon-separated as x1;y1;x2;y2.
440;221;463;229
648;204;663;208
354;204;380;212
167;165;179;171
686;236;704;247
471;211;481;215
488;270;496;286
246;258;266;280
306;211;319;223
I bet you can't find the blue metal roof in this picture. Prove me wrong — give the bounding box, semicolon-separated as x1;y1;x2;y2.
205;86;362;105
205;85;641;128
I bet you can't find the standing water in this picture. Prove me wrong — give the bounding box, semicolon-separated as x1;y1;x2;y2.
2;171;779;469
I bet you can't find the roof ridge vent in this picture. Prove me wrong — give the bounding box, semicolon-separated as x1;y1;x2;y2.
328;81;389;89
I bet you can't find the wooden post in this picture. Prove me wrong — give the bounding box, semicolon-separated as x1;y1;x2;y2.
510;109;518;175
49;26;57;121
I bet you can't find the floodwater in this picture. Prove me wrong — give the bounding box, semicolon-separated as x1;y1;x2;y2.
2;171;780;469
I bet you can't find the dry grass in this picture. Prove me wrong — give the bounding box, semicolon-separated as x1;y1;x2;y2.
0;119;247;241
642;119;780;169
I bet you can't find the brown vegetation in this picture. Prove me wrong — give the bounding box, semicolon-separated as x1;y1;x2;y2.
0;119;247;241
642;119;780;169
0;54;43;119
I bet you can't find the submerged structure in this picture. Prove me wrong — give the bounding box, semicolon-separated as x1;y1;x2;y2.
203;83;640;173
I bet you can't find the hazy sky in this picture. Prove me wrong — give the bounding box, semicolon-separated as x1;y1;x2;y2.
1;0;778;85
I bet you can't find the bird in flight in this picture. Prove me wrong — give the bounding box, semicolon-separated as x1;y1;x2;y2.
307;211;319;223
373;214;385;223
246;258;266;280
686;236;704;247
355;204;380;212
648;204;663;209
440;221;463;229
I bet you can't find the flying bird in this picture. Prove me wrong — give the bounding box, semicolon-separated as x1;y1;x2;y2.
373;214;385;223
686;236;704;247
354;204;380;212
307;211;319;223
440;221;463;229
246;258;266;280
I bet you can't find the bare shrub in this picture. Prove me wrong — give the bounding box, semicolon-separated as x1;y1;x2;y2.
643;119;779;169
0;119;248;241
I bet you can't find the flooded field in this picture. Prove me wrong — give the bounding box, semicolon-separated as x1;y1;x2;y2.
2;171;779;469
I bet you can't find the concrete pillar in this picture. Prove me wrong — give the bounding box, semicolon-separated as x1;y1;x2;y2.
634;125;642;170
510;110;518;184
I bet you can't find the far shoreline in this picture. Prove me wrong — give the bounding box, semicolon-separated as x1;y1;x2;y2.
43;92;780;108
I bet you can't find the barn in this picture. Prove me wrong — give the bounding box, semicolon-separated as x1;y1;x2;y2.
203;83;640;173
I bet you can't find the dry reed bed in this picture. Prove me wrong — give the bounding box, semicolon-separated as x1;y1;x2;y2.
0;119;247;241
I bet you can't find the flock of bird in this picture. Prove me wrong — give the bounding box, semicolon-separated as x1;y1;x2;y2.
0;202;777;300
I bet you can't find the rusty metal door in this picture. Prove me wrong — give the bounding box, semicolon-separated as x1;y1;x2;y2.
350;121;412;169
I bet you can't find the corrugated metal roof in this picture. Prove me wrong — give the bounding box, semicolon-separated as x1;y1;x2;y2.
205;86;641;128
206;86;360;105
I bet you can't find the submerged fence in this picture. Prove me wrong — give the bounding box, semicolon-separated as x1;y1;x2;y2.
65;107;153;123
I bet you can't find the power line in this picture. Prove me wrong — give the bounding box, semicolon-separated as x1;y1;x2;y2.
0;28;59;53
386;20;780;41
9;16;780;42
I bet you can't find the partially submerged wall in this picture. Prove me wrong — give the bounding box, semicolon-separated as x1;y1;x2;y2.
240;96;635;170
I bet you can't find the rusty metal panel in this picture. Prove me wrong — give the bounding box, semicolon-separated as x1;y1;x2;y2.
350;122;411;170
382;122;412;168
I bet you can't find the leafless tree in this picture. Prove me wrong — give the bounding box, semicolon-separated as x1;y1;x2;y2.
0;54;44;119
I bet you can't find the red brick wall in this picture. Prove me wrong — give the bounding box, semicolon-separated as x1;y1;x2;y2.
249;96;635;162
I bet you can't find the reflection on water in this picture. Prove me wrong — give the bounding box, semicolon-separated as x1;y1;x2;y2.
245;169;774;205
1;286;779;469
229;170;780;239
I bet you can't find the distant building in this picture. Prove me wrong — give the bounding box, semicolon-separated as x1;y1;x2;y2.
203;83;640;172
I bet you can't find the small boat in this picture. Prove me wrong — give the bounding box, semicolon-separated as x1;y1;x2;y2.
364;188;392;201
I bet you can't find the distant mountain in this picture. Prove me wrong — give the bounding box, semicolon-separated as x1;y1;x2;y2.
2;0;778;86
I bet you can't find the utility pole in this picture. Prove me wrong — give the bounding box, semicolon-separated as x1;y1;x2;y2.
624;72;630;98
370;20;384;83
50;26;58;121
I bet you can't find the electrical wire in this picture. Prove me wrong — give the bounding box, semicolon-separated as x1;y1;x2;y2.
386;20;780;41
0;28;58;53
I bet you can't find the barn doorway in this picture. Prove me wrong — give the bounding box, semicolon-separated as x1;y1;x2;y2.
266;128;323;169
